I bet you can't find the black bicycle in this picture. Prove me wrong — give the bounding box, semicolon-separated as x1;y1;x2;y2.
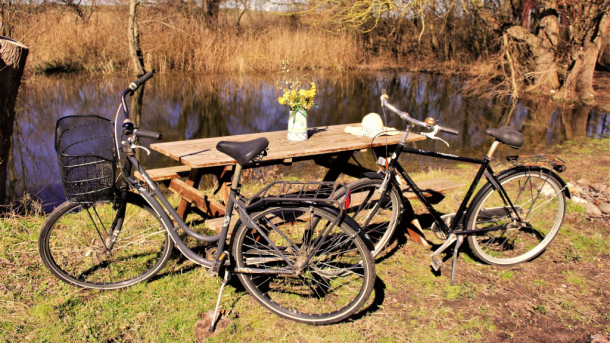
38;73;375;326
335;89;569;283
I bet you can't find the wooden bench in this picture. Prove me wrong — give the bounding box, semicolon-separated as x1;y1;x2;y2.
134;165;191;182
204;177;462;236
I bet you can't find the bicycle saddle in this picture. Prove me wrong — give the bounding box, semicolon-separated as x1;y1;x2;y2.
216;137;269;165
485;126;524;149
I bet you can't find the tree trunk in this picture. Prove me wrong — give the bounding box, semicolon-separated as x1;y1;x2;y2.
428;0;438;53
128;0;145;75
559;8;609;100
0;37;28;205
505;3;560;93
599;34;610;69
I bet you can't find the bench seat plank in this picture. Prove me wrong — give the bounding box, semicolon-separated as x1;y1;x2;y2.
134;165;191;182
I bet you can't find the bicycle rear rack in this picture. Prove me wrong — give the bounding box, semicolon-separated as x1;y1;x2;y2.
506;155;566;173
246;181;350;215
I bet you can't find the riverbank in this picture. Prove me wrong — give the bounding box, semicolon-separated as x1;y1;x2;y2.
1;137;608;342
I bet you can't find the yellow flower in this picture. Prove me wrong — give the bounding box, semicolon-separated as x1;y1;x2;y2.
276;68;317;111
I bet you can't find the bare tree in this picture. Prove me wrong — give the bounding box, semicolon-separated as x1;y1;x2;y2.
1;0;15;37
57;0;97;24
128;0;145;75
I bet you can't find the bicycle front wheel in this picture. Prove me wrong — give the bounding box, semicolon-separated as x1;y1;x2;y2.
39;193;173;289
232;205;375;324
466;169;566;266
334;177;401;258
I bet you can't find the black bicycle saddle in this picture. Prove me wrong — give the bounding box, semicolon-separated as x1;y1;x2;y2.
485;126;524;149
216;137;269;165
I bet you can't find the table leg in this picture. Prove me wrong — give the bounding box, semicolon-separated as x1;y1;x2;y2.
400;201;430;247
176;168;205;222
321;151;354;182
217;166;233;205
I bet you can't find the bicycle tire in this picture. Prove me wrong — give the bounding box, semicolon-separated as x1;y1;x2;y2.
232;205;375;324
466;168;566;266
39;193;173;289
334;177;401;258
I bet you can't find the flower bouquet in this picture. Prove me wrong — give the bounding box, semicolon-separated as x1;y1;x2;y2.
276;63;317;141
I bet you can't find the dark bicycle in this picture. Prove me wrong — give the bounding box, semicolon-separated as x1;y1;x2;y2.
38;73;375;326
335;89;569;284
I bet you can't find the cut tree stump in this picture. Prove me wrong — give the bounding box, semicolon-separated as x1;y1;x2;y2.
0;37;29;205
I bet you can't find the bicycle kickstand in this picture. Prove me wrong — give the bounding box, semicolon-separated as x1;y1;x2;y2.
450;235;464;286
208;251;231;333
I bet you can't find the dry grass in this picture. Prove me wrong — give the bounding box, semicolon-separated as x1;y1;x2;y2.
15;6;363;75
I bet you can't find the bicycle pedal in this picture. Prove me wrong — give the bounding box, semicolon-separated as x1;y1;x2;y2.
207;251;229;278
431;254;443;272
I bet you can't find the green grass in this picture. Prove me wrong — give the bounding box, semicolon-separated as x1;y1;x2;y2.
1;137;609;342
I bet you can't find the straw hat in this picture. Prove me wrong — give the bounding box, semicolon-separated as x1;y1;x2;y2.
344;113;401;138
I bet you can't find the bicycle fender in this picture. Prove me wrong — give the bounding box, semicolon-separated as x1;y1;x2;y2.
463;166;571;230
363;172;384;180
495;166;571;199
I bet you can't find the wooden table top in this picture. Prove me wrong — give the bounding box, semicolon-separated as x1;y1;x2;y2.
150;124;426;169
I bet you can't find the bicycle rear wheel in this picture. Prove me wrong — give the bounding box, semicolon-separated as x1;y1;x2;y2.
334;177;401;257
232;205;375;324
39;193;173;289
466;169;566;266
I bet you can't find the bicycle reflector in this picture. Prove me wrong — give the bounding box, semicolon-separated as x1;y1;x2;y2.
377;157;388;170
343;188;352;210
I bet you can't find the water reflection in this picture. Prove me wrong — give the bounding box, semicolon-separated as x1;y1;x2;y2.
12;72;609;211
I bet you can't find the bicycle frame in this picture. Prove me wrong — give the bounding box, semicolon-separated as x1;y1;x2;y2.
120;153;348;275
374;132;523;239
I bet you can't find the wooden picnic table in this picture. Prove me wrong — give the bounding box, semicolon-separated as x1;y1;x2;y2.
149;123;422;217
145;123;460;245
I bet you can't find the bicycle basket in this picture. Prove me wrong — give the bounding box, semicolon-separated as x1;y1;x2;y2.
55;115;118;203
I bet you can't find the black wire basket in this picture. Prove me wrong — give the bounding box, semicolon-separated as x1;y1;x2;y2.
55;115;118;203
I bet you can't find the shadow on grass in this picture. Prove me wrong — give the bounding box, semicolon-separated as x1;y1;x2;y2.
351;276;386;320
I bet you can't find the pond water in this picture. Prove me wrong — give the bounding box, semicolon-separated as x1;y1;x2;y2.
12;72;610;211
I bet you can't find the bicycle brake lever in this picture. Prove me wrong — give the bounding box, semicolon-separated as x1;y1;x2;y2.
420;126;450;147
131;145;151;155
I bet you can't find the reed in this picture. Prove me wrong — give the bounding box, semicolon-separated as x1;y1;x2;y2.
14;6;365;74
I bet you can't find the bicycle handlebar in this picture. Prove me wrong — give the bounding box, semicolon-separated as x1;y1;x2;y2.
380;89;459;136
129;72;154;92
134;129;162;140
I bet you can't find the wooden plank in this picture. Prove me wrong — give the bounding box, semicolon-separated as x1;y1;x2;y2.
134;165;191;182
169;178;226;217
400;178;463;200
205;216;238;234
175;168;205;221
150;124;425;169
